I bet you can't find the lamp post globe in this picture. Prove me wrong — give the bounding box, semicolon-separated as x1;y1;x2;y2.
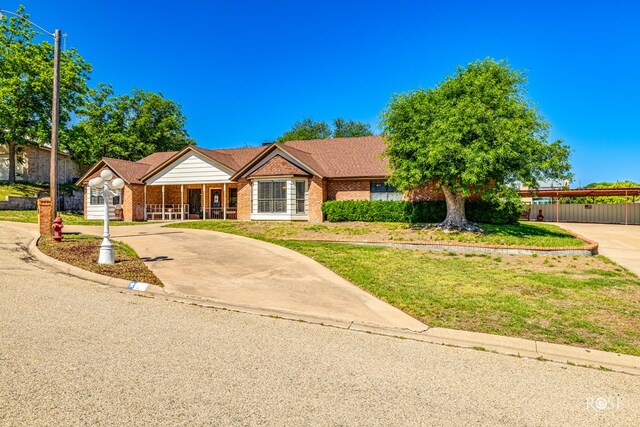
89;169;122;265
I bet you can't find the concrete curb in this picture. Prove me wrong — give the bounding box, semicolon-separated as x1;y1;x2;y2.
26;231;639;376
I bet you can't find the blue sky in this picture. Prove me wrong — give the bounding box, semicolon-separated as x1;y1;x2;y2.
6;1;639;185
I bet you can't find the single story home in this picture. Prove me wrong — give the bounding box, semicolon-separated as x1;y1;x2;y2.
1;143;82;183
76;136;443;222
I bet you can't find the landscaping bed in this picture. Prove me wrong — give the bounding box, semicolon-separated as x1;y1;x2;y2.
38;234;162;286
168;220;640;355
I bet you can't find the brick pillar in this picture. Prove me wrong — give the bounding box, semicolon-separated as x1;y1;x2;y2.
308;176;326;223
236;179;251;221
38;197;52;236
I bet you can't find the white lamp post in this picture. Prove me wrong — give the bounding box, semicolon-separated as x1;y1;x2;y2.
88;169;125;264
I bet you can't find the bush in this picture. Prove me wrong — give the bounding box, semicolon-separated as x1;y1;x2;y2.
322;199;522;225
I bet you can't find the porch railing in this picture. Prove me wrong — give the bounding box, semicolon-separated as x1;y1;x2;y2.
145;204;189;221
204;207;237;220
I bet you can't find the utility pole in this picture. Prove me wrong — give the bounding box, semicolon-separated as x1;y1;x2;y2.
50;29;61;221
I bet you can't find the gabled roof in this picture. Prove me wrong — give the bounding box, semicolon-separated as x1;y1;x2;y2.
232;136;389;180
75;157;153;185
78;136;390;186
283;136;389;178
247;155;311;178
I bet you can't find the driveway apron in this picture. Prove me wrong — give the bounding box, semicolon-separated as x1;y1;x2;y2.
66;223;427;331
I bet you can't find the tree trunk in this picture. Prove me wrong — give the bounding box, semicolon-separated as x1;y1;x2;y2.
439;186;479;232
7;141;16;183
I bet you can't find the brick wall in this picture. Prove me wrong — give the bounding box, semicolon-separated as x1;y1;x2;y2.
308;176;326;223
237;179;251;221
327;179;371;201
122;184;145;221
21;146;82;183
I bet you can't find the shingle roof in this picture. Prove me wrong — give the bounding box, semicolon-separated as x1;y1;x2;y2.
281;136;388;178
248;155;311;178
193;146;267;171
80;136;389;186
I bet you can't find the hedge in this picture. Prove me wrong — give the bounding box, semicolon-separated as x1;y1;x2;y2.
321;199;522;225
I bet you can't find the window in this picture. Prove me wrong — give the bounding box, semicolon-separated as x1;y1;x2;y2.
228;188;238;208
295;181;306;214
89;188;104;205
257;181;287;213
89;188;121;205
370;181;402;201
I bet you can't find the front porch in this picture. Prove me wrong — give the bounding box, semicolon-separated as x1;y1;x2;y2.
144;183;238;221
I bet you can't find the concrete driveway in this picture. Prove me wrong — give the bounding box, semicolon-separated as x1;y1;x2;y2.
64;222;426;331
559;223;640;276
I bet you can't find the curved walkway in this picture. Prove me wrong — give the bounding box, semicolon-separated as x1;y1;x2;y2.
62;222;427;331
558;223;640;276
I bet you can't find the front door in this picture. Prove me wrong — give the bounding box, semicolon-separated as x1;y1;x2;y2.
211;189;222;219
188;189;201;214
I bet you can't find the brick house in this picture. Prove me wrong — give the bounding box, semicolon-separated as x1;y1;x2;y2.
0;144;81;183
76;136;443;222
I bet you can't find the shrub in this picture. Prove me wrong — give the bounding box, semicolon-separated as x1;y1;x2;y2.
322;199;522;225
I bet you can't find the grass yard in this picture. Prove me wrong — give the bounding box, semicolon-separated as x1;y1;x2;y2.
167;220;586;247
0;181;79;200
169;220;640;355
38;234;162;286
0;210;143;226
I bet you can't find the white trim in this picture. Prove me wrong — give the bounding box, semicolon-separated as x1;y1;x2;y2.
251;177;309;220
146;150;234;185
243;150;311;179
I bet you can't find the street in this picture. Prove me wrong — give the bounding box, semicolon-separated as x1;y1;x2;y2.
1;224;639;426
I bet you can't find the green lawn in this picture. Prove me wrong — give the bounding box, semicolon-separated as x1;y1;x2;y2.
168;220;640;355
166;220;586;248
0;181;48;199
0;181;79;200
0;210;142;226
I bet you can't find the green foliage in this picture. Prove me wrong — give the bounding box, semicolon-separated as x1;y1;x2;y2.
67;85;195;166
560;181;640;204
322;199;522;224
277;118;332;142
0;5;91;181
332;118;373;138
276;117;373;142
380;58;572;222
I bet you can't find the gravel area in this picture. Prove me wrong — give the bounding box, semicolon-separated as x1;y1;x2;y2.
1;224;639;426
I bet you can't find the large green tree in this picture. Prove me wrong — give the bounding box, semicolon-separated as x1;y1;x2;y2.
276;117;373;142
0;5;91;182
68;85;194;166
381;58;572;231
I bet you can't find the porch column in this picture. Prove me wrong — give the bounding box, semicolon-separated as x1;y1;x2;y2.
181;184;184;220
143;185;147;221
223;182;227;220
162;185;165;220
202;183;206;220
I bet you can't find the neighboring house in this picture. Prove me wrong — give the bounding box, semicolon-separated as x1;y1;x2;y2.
76;136;443;222
0;144;82;183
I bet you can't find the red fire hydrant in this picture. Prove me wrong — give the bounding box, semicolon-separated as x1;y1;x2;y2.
52;216;64;242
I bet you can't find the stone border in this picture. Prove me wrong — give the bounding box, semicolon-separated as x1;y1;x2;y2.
23;229;639;376
288;228;599;256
